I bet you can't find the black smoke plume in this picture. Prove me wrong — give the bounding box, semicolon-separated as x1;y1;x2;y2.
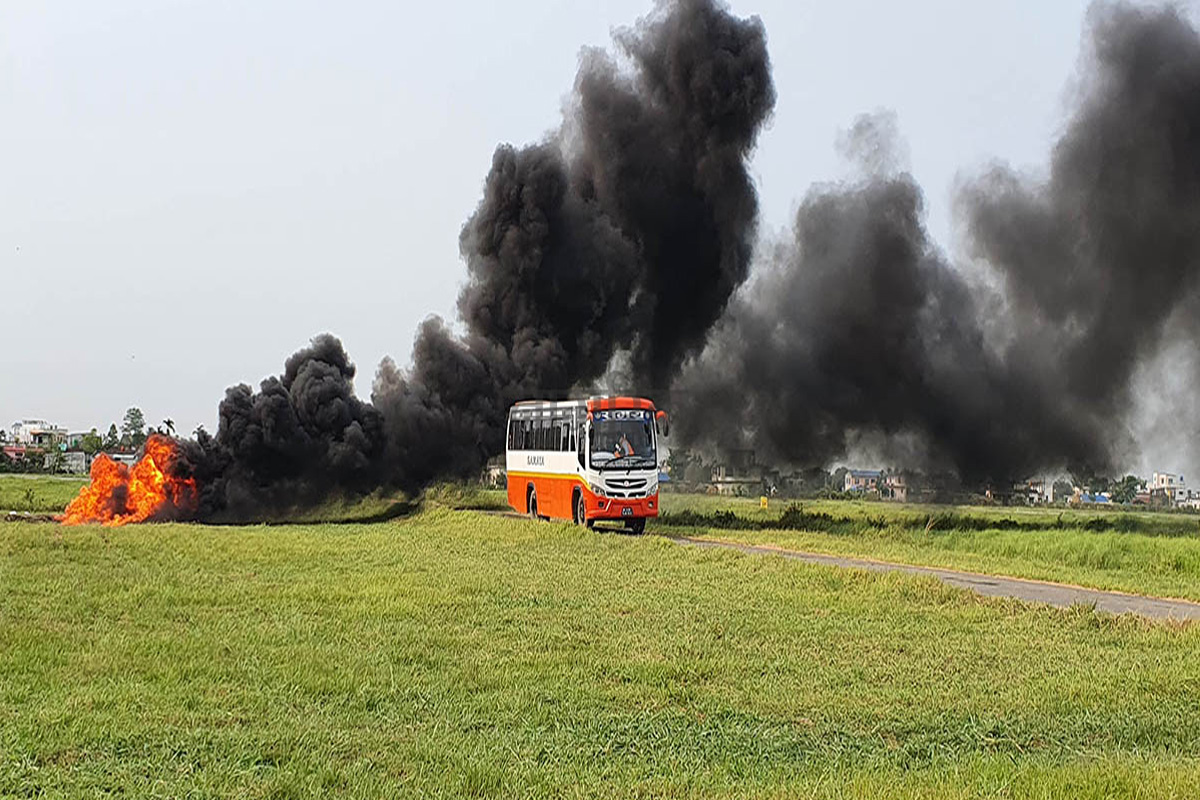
371;0;773;488
157;0;1200;522
180;0;774;519
675;2;1200;482
180;334;387;519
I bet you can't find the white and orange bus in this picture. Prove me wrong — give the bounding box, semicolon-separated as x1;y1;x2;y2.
505;396;667;534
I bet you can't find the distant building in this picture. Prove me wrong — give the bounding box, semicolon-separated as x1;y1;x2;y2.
2;445;29;463
1150;472;1188;507
66;431;93;449
10;419;68;448
881;474;907;503
707;451;764;496
1019;478;1049;504
45;450;88;474
709;463;765;496
844;469;882;493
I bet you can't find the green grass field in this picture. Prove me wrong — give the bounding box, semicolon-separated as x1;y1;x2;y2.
3;508;1200;797
0;474;88;514
6;475;1200;601
655;494;1200;602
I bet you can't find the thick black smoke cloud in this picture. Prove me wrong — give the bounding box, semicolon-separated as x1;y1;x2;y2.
371;0;773;488
167;0;1200;521
963;2;1200;453
675;2;1200;481
181;0;773;518
671;165;1108;483
179;334;386;519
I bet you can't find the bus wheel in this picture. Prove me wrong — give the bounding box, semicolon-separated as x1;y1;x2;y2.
575;492;591;528
528;488;539;520
626;518;646;535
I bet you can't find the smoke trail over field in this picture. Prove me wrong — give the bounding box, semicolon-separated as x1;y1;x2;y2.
67;0;1200;523
675;2;1200;481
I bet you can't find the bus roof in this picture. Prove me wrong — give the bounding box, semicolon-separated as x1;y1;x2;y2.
585;396;656;413
509;396;657;414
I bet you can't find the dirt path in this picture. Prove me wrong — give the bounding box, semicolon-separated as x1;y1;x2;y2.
676;536;1200;621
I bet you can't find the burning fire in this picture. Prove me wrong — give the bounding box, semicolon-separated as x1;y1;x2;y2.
62;434;199;526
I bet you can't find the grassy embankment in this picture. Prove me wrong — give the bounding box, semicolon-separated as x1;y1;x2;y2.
3;509;1199;798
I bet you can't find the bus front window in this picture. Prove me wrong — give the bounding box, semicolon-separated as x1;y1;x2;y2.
589;411;656;470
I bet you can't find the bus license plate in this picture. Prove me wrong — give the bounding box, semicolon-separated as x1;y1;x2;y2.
622;507;633;517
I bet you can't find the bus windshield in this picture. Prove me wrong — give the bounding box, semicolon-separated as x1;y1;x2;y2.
589;410;656;470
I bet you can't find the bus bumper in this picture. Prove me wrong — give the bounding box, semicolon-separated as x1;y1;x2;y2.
588;494;659;521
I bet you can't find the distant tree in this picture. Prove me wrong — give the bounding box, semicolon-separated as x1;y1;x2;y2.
122;407;147;447
0;429;7;444
831;466;849;493
1112;475;1142;505
1069;471;1111;494
102;424;120;451
162;418;175;436
15;450;43;474
80;428;103;455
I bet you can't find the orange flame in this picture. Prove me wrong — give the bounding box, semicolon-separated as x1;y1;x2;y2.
62;434;199;526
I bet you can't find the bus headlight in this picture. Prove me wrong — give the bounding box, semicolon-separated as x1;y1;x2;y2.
589;483;606;497
646;481;658;495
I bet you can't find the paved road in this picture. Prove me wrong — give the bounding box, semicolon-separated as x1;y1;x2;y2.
677;536;1200;621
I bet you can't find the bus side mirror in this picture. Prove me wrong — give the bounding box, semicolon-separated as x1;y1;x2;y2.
656;410;670;438
577;425;586;468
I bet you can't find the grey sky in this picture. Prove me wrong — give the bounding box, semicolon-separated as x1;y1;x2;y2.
3;0;1091;441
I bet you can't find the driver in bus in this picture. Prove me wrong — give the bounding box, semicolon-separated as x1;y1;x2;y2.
613;433;634;458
